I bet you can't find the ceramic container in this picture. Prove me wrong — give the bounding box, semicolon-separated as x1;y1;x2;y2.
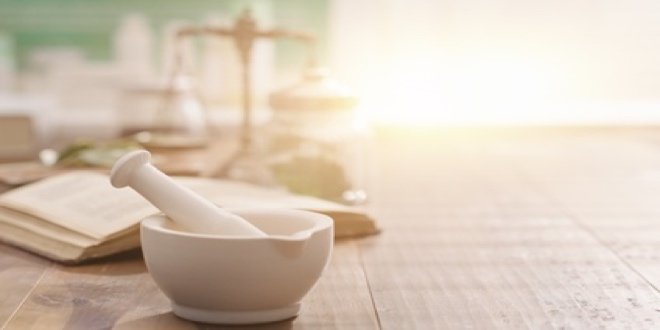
140;208;334;324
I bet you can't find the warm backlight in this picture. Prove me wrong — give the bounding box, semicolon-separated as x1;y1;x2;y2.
358;52;564;126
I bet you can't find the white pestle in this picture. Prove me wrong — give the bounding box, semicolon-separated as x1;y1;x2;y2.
110;150;267;237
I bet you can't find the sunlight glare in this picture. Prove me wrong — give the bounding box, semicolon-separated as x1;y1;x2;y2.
360;52;563;126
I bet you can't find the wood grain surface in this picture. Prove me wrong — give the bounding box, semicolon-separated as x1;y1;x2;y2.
2;128;660;329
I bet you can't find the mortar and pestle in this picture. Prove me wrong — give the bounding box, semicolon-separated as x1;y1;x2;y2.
110;150;333;324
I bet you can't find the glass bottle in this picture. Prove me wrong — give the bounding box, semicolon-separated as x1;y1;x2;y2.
266;67;367;204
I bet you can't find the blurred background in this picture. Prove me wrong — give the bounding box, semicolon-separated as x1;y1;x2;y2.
332;0;660;125
3;0;660;130
0;0;327;140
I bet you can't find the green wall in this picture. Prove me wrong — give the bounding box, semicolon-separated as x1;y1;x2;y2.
0;0;329;70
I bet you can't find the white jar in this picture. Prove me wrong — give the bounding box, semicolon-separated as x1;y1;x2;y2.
266;67;367;204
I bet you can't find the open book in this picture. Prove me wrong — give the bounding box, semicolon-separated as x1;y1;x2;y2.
0;171;378;263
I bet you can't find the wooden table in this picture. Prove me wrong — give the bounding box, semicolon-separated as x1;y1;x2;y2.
1;127;660;329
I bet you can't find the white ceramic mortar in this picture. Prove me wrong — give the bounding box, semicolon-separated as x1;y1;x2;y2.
140;208;334;325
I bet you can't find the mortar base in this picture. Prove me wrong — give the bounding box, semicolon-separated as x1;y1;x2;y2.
172;302;301;325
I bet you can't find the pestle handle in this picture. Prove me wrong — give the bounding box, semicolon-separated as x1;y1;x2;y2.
111;150;266;237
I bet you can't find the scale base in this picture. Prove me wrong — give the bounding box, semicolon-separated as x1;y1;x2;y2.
172;302;301;325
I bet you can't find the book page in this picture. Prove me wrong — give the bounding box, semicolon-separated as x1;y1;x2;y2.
176;177;357;212
178;177;378;237
0;171;377;242
0;206;99;247
0;171;157;239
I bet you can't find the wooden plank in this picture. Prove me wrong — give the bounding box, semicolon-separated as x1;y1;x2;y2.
358;132;660;329
2;128;660;329
287;241;380;329
3;243;378;329
360;213;660;328
0;244;50;327
516;133;660;293
2;250;162;329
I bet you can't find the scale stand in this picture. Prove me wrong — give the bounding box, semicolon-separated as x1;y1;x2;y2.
174;10;316;184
